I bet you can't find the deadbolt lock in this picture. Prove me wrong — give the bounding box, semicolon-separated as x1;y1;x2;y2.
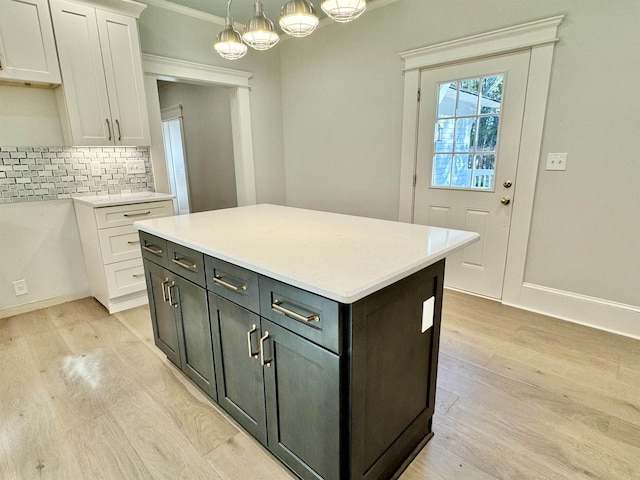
500;196;511;205
503;180;513;188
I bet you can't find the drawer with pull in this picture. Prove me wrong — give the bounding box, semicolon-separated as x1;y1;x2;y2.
139;231;168;268
167;241;206;288
105;258;147;298
205;256;259;313
95;200;173;229
99;225;142;264
258;275;342;354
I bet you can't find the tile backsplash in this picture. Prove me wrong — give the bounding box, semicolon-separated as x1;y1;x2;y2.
0;146;155;203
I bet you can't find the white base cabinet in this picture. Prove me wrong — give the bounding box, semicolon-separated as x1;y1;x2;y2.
50;0;150;146
74;197;174;313
0;0;61;85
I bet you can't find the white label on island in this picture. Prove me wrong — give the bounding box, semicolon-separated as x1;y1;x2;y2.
422;296;435;333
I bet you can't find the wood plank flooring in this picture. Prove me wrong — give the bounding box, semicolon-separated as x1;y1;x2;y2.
1;291;638;479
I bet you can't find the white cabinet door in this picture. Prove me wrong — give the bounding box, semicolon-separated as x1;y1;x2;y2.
96;10;150;146
51;0;112;145
0;0;61;84
50;0;150;146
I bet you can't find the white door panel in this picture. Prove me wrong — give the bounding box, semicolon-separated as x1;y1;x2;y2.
414;51;530;299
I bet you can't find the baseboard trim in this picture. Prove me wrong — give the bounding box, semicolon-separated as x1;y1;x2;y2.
0;290;91;319
504;283;640;340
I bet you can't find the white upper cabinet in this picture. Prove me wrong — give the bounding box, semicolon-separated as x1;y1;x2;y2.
0;0;61;85
50;0;150;146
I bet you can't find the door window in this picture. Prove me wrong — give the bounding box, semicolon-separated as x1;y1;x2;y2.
431;74;503;190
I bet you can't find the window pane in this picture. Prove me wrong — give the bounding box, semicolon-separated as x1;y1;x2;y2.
454;118;476;152
472;154;495;189
434;119;454;153
480;75;503;114
452;154;472;187
457;79;479;116
437;83;457;118
432;154;452;187
476;116;499;151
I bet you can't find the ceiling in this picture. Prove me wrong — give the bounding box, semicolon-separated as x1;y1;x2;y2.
160;0;331;25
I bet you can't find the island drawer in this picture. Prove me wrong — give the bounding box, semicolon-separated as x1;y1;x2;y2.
167;242;206;288
205;256;259;313
139;231;168;268
259;276;342;354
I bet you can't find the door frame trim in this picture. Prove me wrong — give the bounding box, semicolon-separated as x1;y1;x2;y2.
143;54;257;207
398;16;563;304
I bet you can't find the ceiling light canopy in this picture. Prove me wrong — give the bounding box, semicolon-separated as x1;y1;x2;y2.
321;0;366;23
214;0;367;60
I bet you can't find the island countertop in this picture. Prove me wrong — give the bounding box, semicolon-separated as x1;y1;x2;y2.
134;204;479;303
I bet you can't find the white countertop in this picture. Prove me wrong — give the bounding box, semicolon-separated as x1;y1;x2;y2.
134;204;479;303
72;191;175;207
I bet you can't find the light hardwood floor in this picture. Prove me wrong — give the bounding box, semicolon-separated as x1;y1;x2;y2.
1;291;639;479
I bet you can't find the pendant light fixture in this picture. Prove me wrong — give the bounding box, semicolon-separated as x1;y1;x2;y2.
321;0;366;23
243;0;279;50
279;0;319;38
213;0;248;60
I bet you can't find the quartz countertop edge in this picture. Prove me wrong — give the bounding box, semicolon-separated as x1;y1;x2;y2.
72;191;175;207
134;204;480;304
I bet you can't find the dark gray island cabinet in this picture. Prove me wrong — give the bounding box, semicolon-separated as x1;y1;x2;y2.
135;205;478;480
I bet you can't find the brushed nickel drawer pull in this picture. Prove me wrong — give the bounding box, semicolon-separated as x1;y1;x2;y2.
272;300;319;323
127;240;140;245
115;119;122;141
167;281;178;307
161;278;169;301
106;118;112;141
213;275;247;292
132;273;145;278
260;331;271;367
142;245;162;255
124;211;151;217
172;258;197;270
247;324;259;358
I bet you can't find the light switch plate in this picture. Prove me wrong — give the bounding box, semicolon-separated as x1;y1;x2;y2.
546;153;567;171
126;160;146;174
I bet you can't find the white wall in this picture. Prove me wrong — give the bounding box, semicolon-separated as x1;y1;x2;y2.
158;82;237;212
0;200;89;315
279;0;640;316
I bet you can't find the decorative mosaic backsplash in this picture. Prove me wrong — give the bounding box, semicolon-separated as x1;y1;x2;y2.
0;146;154;203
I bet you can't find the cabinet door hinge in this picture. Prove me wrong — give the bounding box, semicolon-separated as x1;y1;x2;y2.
417;88;421;102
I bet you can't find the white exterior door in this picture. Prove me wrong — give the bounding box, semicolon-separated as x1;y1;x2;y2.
413;51;530;299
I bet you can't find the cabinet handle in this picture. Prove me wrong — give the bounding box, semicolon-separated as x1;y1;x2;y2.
259;331;271;367
0;57;3;70
167;281;178;307
106;119;112;141
142;244;162;255
272;300;319;323
127;240;140;245
161;278;170;302
132;273;145;278
213;275;247;292
172;258;197;271
247;324;259;358
115;119;122;141
124;211;151;217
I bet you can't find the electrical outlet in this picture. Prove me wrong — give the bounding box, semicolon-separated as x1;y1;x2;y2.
13;279;28;296
546;153;567;171
126;160;146;174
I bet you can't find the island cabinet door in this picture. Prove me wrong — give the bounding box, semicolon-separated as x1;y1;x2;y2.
172;275;217;401
262;319;343;480
143;260;182;367
209;292;267;445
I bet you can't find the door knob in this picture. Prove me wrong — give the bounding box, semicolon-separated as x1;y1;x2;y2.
503;180;513;188
500;196;511;205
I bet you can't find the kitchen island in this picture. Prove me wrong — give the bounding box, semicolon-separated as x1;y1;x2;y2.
134;204;478;480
